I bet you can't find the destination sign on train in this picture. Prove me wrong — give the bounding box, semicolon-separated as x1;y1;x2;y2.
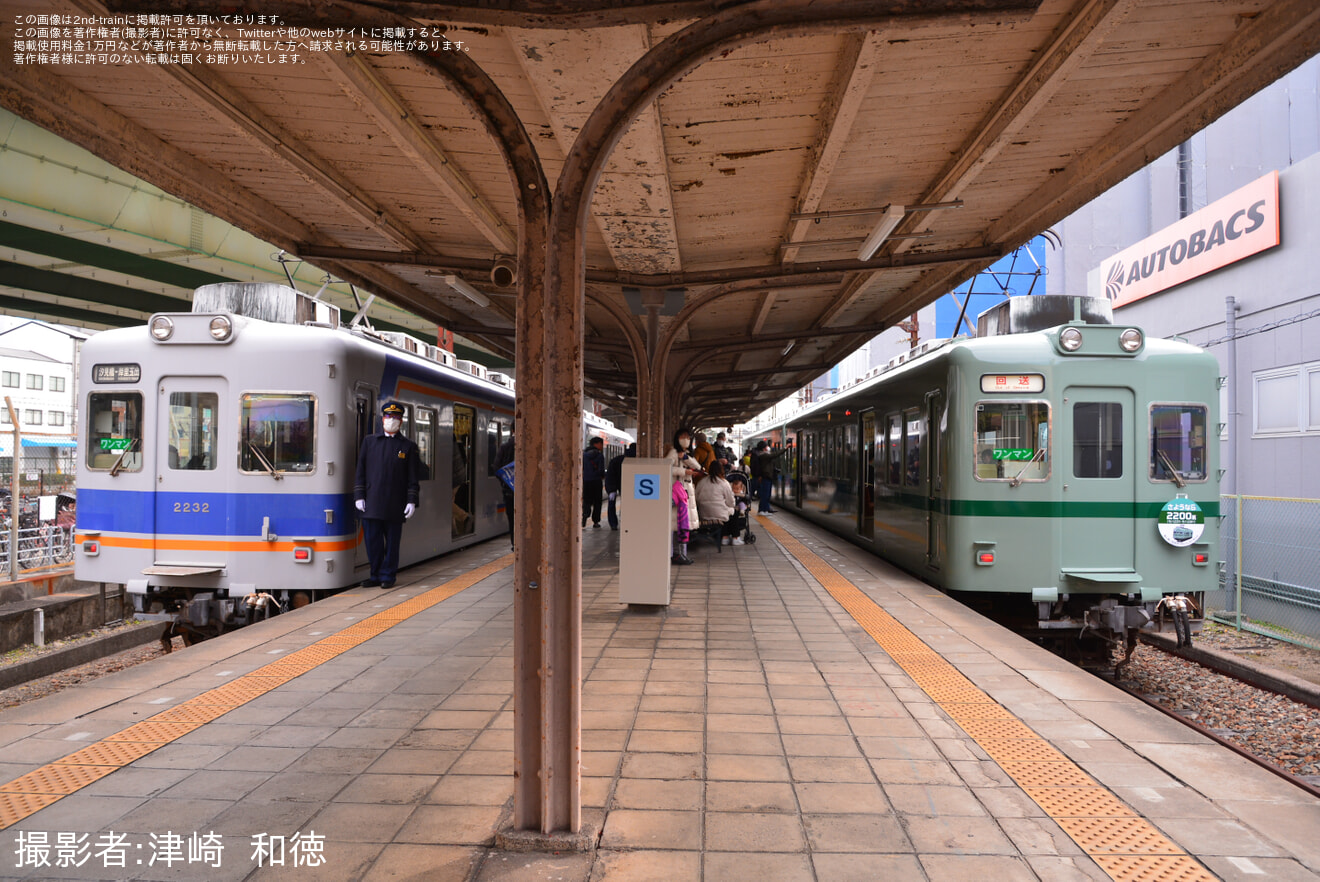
980;373;1044;393
92;363;141;383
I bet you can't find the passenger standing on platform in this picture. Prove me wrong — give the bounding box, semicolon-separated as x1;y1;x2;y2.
354;401;421;589
672;477;694;565
583;436;606;528
605;442;636;531
494;425;515;547
692;433;717;476
666;428;702;533
713;432;733;469
756;441;789;514
750;441;767;512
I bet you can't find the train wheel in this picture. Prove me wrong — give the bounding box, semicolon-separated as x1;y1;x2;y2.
290;592;311;609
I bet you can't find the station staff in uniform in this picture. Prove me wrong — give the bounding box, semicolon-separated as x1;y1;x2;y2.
354;401;421;589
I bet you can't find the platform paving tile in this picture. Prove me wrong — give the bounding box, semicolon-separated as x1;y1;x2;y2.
703;851;814;882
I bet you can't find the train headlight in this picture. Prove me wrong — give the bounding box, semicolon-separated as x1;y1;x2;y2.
149;316;174;341
1119;328;1143;352
1059;327;1083;351
209;315;233;341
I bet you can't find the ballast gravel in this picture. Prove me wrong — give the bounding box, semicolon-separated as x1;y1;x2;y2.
1122;643;1320;780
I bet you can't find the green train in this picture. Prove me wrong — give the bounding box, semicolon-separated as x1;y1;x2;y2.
746;296;1218;657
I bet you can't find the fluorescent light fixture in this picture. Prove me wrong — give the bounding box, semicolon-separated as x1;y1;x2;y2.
443;274;490;308
781;340;796;356
856;204;906;261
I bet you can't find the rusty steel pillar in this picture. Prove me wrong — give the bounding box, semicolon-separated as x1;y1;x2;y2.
405;46;562;841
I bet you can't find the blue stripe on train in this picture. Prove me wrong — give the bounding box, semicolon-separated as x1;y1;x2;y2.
78;488;357;537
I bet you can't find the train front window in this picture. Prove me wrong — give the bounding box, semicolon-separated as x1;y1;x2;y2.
1073;402;1122;478
1150;404;1208;483
975;401;1050;482
240;393;316;474
167;392;218;470
87;393;143;472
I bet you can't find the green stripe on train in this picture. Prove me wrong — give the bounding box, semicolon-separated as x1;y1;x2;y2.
869;495;1220;519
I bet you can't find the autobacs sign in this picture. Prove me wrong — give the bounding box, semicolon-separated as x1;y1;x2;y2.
1094;171;1279;308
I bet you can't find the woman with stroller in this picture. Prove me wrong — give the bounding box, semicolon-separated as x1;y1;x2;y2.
695;460;735;541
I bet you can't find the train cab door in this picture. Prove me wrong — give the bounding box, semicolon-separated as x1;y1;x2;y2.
925;392;944;570
154;377;227;568
352;386;376;571
858;411;875;540
1063;387;1136;574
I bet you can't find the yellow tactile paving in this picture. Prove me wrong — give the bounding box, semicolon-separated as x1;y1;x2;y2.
0;552;512;831
758;517;1216;882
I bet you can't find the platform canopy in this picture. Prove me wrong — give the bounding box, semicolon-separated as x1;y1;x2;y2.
2;0;1317;427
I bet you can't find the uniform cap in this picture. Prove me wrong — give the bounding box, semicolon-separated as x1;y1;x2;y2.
381;401;405;416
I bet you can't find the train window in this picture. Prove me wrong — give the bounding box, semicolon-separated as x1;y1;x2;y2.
415;407;435;477
487;418;502;476
239;394;316;474
975;401;1050;482
167;392;218;470
86;392;144;471
1150;404;1207;483
1073;402;1122;478
843;422;858;489
903;409;923;488
452;405;476;537
399;403;415;440
887;414;902;484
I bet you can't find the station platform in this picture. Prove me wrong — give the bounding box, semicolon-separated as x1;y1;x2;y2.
0;512;1316;882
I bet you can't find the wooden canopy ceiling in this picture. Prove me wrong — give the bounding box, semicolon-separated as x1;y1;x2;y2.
2;0;1317;426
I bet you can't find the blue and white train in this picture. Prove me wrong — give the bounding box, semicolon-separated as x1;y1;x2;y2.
74;283;630;641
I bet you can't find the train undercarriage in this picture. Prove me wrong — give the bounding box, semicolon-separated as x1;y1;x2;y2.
130;585;312;647
955;590;1206;675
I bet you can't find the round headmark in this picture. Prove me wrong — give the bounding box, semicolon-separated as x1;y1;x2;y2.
1158;497;1204;547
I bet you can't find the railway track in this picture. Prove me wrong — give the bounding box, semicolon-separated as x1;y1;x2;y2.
1106;635;1320;798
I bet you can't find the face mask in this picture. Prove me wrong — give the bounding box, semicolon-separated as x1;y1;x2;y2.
679;438;690;450
383;418;401;433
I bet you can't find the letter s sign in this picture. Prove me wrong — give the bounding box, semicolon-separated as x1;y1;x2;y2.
634;474;661;500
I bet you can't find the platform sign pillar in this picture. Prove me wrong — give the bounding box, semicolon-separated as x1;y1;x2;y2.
620;459;671;605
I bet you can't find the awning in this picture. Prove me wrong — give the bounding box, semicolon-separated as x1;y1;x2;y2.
20;438;77;448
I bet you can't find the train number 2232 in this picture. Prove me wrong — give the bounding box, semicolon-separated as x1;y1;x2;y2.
173;502;210;513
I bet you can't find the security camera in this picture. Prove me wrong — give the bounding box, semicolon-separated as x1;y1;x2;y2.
491;258;517;288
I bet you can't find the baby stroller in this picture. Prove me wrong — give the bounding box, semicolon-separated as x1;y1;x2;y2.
723;470;757;545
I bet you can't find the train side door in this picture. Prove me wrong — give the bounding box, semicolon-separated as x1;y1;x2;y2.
154;377;227;567
1063;387;1136;573
352;386;376;571
858;411;875;540
925;392;944;570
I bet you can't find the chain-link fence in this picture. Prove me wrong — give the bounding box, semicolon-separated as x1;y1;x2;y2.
1208;495;1320;650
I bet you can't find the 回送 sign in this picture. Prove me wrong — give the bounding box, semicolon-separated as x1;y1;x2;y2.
980;374;1044;394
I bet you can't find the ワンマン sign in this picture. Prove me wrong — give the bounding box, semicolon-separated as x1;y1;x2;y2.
1094;171;1279;308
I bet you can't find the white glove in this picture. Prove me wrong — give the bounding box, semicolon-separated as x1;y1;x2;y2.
608;492;617;501
404;503;416;519
355;499;366;513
